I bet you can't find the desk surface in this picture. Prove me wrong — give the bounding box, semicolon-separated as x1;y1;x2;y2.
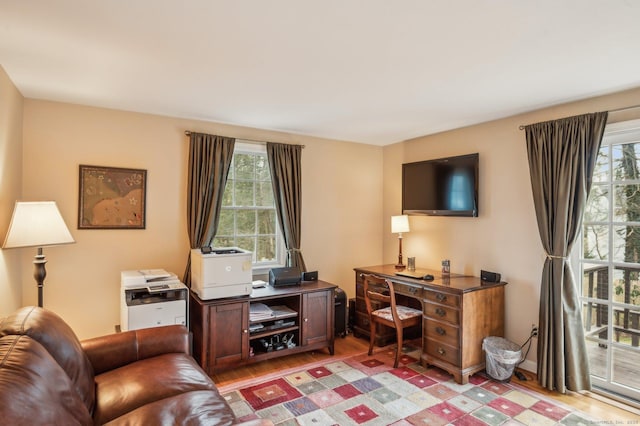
190;280;337;305
249;280;337;299
354;264;506;293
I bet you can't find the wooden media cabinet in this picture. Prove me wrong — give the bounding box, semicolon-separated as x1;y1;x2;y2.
190;280;336;374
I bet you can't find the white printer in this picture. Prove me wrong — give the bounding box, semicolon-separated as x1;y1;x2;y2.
190;247;253;300
120;269;188;331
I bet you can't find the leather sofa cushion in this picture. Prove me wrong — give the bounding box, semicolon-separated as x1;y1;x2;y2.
0;334;93;425
0;306;96;413
103;391;236;426
82;325;190;375
93;353;220;424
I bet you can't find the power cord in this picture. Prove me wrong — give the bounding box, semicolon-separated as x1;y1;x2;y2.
514;328;537;381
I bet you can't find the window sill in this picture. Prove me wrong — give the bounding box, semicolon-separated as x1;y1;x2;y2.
252;264;285;277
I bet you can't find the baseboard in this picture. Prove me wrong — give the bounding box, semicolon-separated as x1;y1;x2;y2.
519;359;537;374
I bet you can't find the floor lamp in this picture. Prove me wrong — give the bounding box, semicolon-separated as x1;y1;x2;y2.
2;201;75;308
391;215;410;270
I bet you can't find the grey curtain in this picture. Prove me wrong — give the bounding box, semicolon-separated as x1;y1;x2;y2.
525;111;608;392
267;142;306;271
183;132;235;286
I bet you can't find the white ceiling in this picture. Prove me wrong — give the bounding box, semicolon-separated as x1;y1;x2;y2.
2;1;640;145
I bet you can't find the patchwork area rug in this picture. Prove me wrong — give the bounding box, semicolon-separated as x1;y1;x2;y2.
219;343;602;425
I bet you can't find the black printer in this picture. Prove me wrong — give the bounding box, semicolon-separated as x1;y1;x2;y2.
269;267;301;287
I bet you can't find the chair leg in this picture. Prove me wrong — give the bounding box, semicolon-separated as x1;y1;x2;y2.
394;329;403;368
368;320;376;356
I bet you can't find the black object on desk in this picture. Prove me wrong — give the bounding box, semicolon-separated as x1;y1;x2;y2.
269;267;301;286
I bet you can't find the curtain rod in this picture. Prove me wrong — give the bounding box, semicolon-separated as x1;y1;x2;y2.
184;131;305;148
518;104;640;130
608;104;640;114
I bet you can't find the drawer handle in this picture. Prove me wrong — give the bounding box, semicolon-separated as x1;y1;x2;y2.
408;287;417;294
435;307;446;317
435;326;446;336
438;347;446;355
436;293;447;302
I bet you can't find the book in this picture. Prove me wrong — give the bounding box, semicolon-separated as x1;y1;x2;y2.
250;303;274;321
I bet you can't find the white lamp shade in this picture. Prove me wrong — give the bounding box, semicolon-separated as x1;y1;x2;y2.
3;201;75;249
391;215;410;234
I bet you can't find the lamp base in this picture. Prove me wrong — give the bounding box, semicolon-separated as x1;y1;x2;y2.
33;248;47;308
395;235;405;270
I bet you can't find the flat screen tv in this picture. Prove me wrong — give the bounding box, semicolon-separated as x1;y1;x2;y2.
402;153;479;217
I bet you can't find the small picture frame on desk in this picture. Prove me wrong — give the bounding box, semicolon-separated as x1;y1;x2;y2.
441;259;450;275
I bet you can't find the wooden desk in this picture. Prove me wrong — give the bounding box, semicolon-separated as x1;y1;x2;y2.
190;280;336;374
354;265;506;384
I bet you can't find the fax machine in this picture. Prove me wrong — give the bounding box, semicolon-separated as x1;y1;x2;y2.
190;247;253;300
120;269;187;331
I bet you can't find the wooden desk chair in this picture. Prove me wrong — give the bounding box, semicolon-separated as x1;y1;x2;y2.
362;274;422;368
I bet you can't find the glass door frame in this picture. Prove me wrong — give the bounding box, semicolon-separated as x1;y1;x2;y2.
578;118;640;407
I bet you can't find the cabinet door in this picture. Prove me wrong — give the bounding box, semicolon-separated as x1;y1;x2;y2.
301;290;333;346
209;301;249;367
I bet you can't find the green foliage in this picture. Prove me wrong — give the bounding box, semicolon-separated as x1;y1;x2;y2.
214;150;279;263
614;282;640;305
584;142;640;308
584;142;640;262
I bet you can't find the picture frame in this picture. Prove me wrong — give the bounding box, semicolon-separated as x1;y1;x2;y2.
78;165;147;229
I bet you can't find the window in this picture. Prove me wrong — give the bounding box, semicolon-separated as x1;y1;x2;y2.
580;119;640;403
213;142;285;270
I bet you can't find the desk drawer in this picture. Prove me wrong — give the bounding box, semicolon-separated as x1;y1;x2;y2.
354;312;397;341
393;282;423;299
425;338;459;365
424;319;459;348
356;311;397;330
356;281;392;298
355;311;371;329
355;297;387;314
423;290;460;308
424;301;459;325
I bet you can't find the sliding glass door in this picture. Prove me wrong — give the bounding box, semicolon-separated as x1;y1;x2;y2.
581;119;640;405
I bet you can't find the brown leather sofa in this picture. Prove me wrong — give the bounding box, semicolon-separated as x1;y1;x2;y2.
0;306;271;425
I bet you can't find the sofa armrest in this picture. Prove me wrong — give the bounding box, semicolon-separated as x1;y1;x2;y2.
81;325;190;374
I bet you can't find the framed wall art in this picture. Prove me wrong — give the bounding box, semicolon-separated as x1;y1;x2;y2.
78;165;147;229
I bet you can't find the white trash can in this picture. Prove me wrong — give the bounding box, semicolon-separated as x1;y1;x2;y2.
482;336;522;381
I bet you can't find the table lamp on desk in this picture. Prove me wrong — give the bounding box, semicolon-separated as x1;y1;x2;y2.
391;215;410;270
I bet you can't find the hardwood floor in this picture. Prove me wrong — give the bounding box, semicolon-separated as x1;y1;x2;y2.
211;334;370;387
211;334;640;421
513;365;640;421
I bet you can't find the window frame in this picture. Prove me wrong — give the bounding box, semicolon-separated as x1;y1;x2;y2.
578;118;640;404
214;141;286;274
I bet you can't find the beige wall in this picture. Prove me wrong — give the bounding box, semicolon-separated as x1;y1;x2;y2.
0;66;24;314
383;87;640;370
8;80;640;370
19;100;383;338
